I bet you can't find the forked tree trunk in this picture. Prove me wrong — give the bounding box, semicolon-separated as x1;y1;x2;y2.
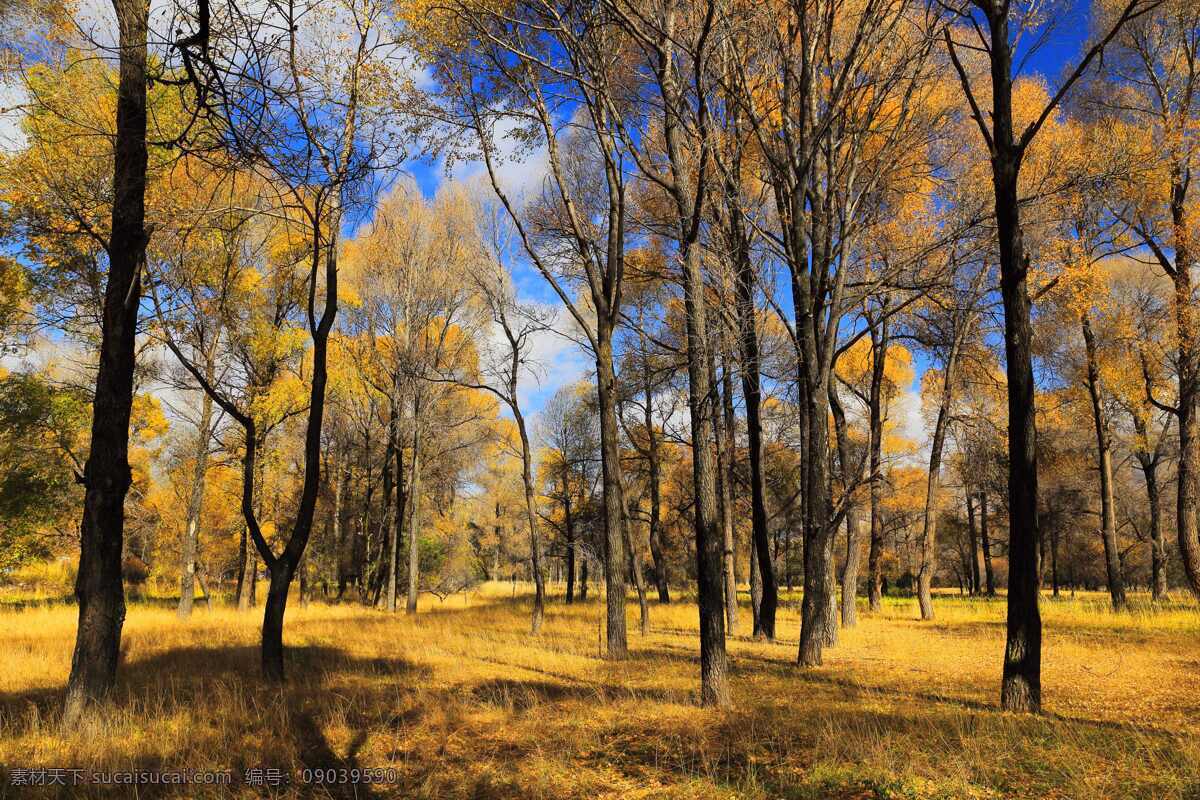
64;0;149;723
261;560;294;681
1132;420;1168;601
257;208;340;681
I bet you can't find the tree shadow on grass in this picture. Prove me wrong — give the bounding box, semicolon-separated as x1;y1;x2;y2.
0;644;430;799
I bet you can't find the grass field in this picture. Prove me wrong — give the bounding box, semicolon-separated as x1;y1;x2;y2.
1;585;1198;799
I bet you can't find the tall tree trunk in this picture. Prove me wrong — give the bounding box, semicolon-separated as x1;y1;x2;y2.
382;404;399;610
713;355;738;636
1133;424;1168;601
514;407;545;634
1169;190;1200;594
179;388;214;619
679;247;730;703
980;491;995;596
405;420;422;615
795;196;837;667
563;474;576;604
749;538;762;632
595;325;628;657
830;383;861;627
867;315;888;611
917;338;964;620
644;381;670;604
1082;315;1126;610
984;16;1042;709
65;0;149;722
579;556;589;602
966;490;981;595
258;210;340;681
733;236;776;639
624;512;649;636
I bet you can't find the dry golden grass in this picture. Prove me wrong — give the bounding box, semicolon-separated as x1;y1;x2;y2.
1;585;1198;799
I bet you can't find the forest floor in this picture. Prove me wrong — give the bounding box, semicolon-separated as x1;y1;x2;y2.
0;584;1198;799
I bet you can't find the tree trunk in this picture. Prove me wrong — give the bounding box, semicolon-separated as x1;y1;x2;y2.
732;188;777;641
749;538;762;632
966;490;981;595
645;382;670;604
1170;226;1200;595
256;204;340;680
179;388;214;619
867;316;888;611
595;325;628;657
383;404;399;611
679;246;730;703
563;474;576;604
247;547;259;608
917;339;963;620
980;491;995;596
236;526;250;609
713;355;738;636
830;383;861;627
64;0;149;723
260;561;294;682
1082;314;1127;610
406;420;422;615
986;15;1042;710
514;407;545;634
624;513;649;636
1134;438;1168;601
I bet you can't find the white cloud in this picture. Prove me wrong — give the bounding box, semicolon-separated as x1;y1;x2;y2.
891;373;931;466
0;80;28;153
448;114;551;204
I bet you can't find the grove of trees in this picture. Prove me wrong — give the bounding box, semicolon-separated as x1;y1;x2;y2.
0;0;1195;719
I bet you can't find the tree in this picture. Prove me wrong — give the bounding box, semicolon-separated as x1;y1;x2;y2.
449;194;555;633
419;0;638;657
167;0;412;679
1090;0;1200;594
913;261;988;619
63;0;150;722
943;0;1157;711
